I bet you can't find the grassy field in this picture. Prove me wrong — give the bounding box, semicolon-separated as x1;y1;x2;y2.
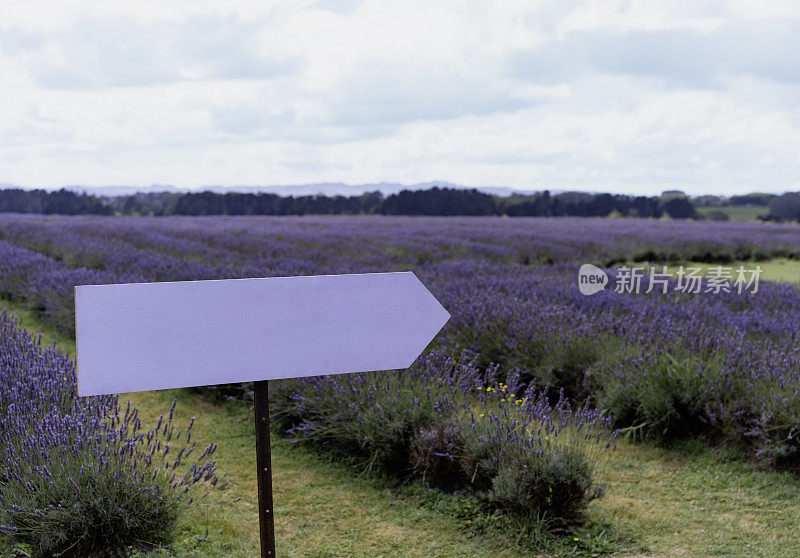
684;258;800;284
4;280;800;557
696;205;769;222
629;259;800;285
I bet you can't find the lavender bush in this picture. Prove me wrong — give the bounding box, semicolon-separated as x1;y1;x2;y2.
0;312;220;556
271;353;616;525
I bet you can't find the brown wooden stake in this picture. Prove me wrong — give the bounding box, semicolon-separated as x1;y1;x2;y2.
253;380;276;557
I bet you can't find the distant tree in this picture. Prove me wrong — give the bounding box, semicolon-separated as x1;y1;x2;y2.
730;193;776;206
358;191;384;214
174;191;219;215
767;192;800;222
27;188;111;215
587;193;616;216
630;196;662;218
662;197;697;219
381;187;497;216
693;195;725;207
503;190;553;216
122;195;140;215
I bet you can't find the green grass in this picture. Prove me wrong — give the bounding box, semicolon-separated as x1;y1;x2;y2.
626;258;800;285
696;205;769;222
650;259;800;285
5;298;800;557
598;440;800;557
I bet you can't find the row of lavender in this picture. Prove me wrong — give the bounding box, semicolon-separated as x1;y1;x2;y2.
2;214;800;273
0;311;220;555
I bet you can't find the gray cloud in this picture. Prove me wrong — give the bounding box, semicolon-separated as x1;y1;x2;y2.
312;0;364;16
209;104;296;135
29;19;178;88
6;16;300;89
0;27;46;53
326;68;530;128
510;19;800;87
172;16;299;80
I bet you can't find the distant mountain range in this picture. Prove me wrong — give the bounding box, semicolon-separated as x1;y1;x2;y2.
2;182;543;198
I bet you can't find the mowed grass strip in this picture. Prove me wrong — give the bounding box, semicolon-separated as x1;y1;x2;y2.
5;297;800;556
628;259;800;284
695;205;770;222
597;441;800;557
684;258;800;284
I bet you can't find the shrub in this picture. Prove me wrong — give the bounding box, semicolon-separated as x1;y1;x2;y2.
272;367;456;475
0;312;221;556
272;354;616;525
459;388;611;524
726;376;800;471
596;352;725;441
1;446;182;557
488;447;601;522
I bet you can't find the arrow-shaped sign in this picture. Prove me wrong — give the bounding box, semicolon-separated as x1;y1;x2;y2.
75;272;450;396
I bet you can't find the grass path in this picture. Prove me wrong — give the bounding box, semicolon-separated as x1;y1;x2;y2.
628;258;800;285
4;298;800;556
596;441;800;557
683;258;800;284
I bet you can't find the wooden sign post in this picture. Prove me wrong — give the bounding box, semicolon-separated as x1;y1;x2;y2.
253;380;276;557
75;272;450;557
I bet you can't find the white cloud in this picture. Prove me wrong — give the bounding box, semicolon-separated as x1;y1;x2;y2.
0;0;798;194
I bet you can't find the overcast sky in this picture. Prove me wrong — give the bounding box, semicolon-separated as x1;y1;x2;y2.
1;1;799;195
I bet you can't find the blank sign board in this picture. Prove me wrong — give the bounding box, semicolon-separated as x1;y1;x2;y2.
75;272;450;396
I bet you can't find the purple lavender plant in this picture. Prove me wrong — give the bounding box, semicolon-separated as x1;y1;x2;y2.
0;311;220;556
270;352;617;523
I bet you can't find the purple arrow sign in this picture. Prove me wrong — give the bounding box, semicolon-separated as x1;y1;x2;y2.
75;271;450;396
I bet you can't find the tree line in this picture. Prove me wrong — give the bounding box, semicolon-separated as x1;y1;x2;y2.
0;188;111;215
0;186;798;220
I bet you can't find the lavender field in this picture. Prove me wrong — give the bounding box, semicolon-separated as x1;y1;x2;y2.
1;214;800;555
